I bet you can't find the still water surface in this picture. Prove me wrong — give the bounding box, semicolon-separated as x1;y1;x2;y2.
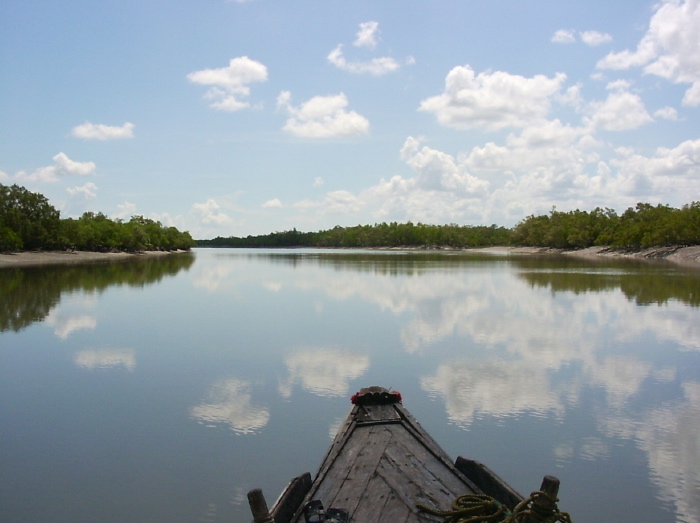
1;248;699;522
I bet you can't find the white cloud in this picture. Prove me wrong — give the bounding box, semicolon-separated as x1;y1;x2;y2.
149;211;186;231
15;153;96;183
399;137;489;195
113;201;137;220
585;82;653;131
327;21;406;75
419;65;567;131
66;182;98;199
312;177;324;187
354;21;379;48
277;91;370;137
290;137;492;226
552;29;611;46
191;199;235;226
286;116;698;230
611;138;700;195
597;0;700;106
327;45;401;76
71;122;134;140
552;29;576;44
53;152;95;176
356;138;491;224
187;56;268;111
294;190;365;215
654;106;679;120
580;30;613;46
262;198;283;208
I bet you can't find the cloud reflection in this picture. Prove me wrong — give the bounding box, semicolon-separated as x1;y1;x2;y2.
190;378;269;435
248;251;700;521
279;348;369;398
598;381;700;523
44;294;98;339
74;349;135;371
192;262;236;292
421;360;564;427
48;314;97;339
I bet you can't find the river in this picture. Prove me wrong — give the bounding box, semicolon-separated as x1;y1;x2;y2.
1;248;699;522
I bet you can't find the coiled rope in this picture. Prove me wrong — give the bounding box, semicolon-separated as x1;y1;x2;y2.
416;490;573;523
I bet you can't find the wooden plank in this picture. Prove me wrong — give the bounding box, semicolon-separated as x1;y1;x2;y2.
377;490;422;523
385;426;475;498
282;390;532;523
352;478;417;523
379;440;458;515
358;403;402;423
291;424;395;522
454;457;523;510
323;425;394;513
374;454;448;521
349;469;394;523
390;410;485;498
271;472;312;523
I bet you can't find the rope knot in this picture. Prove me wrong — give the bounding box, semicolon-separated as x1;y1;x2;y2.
416;490;573;523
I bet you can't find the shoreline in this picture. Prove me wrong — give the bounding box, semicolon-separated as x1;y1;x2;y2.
3;245;699;269
471;245;700;267
0;250;191;269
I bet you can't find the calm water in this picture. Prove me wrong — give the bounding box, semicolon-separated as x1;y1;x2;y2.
1;248;699;523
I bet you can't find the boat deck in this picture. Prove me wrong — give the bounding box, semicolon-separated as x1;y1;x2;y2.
268;388;522;522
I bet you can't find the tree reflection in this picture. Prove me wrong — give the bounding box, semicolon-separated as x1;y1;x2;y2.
0;253;194;332
229;250;700;307
518;267;700;307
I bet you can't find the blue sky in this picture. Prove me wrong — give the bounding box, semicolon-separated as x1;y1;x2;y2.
2;0;699;239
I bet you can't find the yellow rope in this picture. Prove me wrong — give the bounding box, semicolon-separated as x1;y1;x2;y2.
417;493;509;522
417;491;573;523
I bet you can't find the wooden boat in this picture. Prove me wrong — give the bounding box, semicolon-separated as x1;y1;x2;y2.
248;386;565;523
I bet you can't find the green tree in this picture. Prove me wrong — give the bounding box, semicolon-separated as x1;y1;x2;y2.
0;183;61;250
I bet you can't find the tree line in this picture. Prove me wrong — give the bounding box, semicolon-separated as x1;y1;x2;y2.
199;222;512;249
1;183;195;252
512;202;700;249
199;202;700;250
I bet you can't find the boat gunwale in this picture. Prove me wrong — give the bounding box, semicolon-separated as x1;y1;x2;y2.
278;399;499;522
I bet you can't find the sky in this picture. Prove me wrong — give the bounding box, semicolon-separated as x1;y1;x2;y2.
1;0;699;239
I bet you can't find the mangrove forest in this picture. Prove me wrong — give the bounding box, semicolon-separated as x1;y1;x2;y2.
1;183;196;252
198;202;700;250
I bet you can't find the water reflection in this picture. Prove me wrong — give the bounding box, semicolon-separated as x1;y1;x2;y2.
516;261;700;307
279;348;370;398
641;382;700;522
190;378;270;434
46;312;97;339
4;249;698;523
421;360;564;427
589;380;700;523
74;348;136;371
0;253;195;332
224;249;700;522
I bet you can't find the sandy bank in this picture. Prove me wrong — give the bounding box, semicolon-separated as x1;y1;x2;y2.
472;245;700;268
0;250;191;269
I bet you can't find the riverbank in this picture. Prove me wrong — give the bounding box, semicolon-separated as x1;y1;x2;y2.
474;245;700;267
3;246;699;269
0;250;191;268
